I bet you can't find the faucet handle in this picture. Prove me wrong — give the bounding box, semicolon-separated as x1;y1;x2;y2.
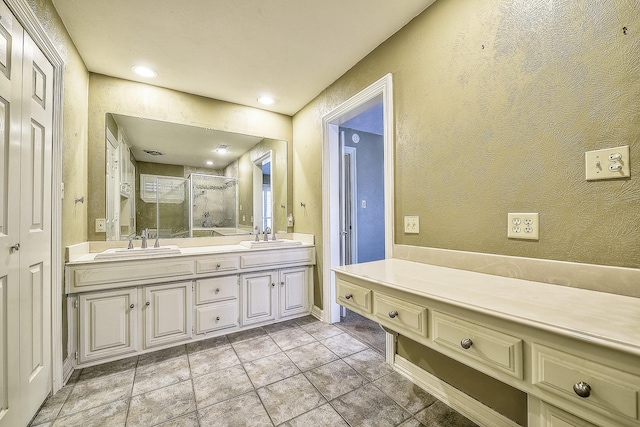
154;237;160;248
128;238;134;249
254;226;260;242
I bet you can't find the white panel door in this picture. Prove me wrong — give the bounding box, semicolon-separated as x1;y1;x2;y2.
241;271;277;326
144;282;192;348
18;28;53;422
0;5;24;426
279;267;310;318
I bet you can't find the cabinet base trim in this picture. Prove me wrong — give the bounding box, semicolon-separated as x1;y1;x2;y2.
311;305;323;320
394;355;520;427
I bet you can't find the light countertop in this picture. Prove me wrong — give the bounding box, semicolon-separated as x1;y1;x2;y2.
334;258;640;357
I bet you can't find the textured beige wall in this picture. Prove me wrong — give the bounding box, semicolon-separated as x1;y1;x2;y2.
28;0;90;248
293;0;640;308
88;74;293;241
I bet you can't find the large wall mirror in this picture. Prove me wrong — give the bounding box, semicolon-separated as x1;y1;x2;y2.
105;113;288;241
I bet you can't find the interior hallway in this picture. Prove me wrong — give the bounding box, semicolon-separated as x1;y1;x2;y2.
30;315;477;427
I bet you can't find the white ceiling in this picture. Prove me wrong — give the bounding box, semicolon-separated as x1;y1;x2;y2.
51;0;435;116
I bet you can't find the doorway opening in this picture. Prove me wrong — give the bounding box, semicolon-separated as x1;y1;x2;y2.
321;74;394;325
253;151;273;231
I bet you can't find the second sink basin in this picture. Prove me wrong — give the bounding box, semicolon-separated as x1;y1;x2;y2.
239;239;303;249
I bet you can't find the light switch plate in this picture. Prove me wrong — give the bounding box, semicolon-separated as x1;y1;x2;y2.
507;213;539;240
585;145;630;181
404;216;419;234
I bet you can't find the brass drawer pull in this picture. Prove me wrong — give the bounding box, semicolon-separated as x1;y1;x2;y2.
573;381;591;398
215;288;220;294
345;293;353;299
388;310;399;319
460;338;473;349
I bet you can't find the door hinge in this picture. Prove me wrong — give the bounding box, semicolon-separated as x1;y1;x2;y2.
192;326;195;334
74;351;78;360
74;300;78;309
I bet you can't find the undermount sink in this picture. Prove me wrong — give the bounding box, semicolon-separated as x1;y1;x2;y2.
239;239;303;249
94;245;181;260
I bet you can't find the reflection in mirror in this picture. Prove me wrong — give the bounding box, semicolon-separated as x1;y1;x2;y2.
105;113;288;241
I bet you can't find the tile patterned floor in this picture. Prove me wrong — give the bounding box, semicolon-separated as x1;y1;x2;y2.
30;314;478;427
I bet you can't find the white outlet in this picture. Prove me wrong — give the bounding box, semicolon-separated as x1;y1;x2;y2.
95;218;106;233
507;213;539;240
404;215;419;234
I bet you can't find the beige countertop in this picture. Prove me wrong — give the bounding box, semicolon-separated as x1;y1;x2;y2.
334;258;640;357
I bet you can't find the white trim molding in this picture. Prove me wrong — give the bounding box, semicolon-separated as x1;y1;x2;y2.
394;356;520;427
321;73;394;324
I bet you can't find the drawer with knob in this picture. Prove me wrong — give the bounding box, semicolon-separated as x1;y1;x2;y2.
532;343;640;425
373;292;427;339
432;311;523;379
196;256;240;274
195;300;239;334
195;275;239;304
336;278;372;314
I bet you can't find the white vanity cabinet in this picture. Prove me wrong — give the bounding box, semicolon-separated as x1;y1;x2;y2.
194;275;239;334
143;281;192;348
241;266;312;326
279;267;312;318
333;259;640;427
67;243;315;368
241;271;278;326
77;288;138;364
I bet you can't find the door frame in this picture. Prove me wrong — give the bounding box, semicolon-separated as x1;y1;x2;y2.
340;144;358;265
321;73;394;324
5;0;65;393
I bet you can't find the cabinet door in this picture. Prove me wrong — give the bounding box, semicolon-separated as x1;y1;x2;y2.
279;267;310;318
241;271;277;326
78;288;138;364
144;282;192;348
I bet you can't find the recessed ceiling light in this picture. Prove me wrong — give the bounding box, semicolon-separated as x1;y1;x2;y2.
257;95;275;105
213;144;229;154
143;149;164;156
132;65;157;78
206;161;213;166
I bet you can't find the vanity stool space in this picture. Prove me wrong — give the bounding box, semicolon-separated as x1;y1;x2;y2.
66;243;315;367
334;259;640;427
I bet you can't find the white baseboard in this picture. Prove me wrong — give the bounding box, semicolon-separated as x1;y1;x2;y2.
394;355;520;427
62;356;74;385
311;305;323;321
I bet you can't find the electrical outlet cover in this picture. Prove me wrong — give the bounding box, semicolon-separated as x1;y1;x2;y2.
507;213;538;240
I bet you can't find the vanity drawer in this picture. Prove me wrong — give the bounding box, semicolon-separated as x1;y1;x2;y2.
532;343;640;423
336;278;372;314
240;248;315;269
196;256;240;274
195;275;239;304
373;293;427;339
70;260;195;290
432;311;523;379
195;301;239;334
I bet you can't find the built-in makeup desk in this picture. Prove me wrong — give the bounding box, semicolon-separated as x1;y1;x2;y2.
333;259;640;427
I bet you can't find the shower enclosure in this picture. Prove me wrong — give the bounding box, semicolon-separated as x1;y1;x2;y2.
189;174;240;237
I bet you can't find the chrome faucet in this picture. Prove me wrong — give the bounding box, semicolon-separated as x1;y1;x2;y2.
141;228;148;249
264;227;271;241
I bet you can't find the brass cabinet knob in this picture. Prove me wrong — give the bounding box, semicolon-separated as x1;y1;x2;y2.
460;338;473;349
345;293;353;299
573;381;591;398
388;310;399;318
145;301;150;306
129;304;134;309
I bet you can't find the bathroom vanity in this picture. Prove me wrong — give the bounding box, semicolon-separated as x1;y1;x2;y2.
65;238;315;367
333;259;640;427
